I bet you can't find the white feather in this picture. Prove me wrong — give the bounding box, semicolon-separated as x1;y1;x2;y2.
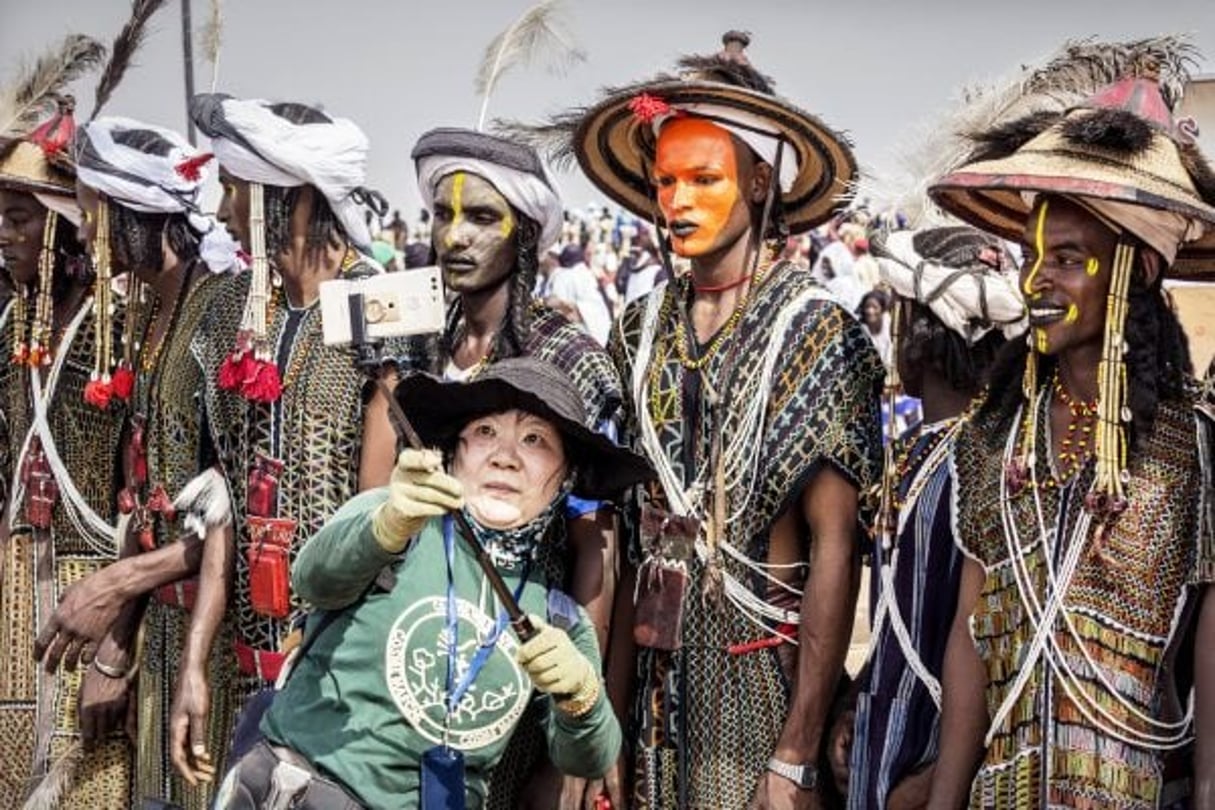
474;0;585;131
21;742;81;810
173;467;233;538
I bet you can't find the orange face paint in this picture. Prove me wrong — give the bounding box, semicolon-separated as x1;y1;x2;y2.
653;118;748;258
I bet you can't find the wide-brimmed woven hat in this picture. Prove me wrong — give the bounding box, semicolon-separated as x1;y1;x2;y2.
930;72;1215;279
531;32;855;235
395;357;654;500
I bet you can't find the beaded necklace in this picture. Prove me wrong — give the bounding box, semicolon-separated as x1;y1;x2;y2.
1051;370;1097;483
670;254;773;371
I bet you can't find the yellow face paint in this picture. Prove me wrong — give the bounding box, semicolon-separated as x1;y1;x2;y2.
1021;198;1049;298
500;208;514;239
444;171;466;248
1085;257;1099;277
1036;327;1049;353
1064;303;1079;324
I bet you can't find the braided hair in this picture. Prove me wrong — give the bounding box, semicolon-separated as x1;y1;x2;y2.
902;300;1005;394
262;102;345;263
100;128;201;271
50;208;91;303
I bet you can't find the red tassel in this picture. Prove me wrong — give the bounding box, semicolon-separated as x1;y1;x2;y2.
10;344;28;365
83;377;113;410
218;350;255;391
242;360;282;403
628;93;673;124
110;363;135;401
175;152;214;182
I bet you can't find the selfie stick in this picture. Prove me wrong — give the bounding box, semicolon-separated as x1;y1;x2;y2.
347;289;538;643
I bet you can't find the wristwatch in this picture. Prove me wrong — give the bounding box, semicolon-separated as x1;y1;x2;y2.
767;757;819;790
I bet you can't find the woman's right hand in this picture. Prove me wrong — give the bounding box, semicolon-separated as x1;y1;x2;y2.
372;449;464;553
170;663;216;786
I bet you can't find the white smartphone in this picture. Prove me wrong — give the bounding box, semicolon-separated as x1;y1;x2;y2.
319;266;446;346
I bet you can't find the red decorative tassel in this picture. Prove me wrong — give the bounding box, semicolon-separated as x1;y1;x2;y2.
83;377;114;410
218;349;255;391
146;484;177;521
110;363;135;401
175;152;214;182
242;360;282;403
628;93;673;124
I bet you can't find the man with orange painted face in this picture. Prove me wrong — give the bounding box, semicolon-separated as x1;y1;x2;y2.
541;32;884;809
926;65;1215;808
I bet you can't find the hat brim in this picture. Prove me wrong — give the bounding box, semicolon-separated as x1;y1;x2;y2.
395;372;654;501
930;136;1215;280
573;80;856;234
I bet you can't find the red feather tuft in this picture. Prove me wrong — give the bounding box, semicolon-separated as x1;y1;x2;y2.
175;152;214;182
83;377;114;409
242;360;282;403
217;349;254;391
29;103;76;157
628;93;672;125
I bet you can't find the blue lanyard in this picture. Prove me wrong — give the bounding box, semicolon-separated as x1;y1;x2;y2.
443;516;530;714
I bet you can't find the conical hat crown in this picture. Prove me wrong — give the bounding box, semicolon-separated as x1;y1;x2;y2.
930;72;1215;278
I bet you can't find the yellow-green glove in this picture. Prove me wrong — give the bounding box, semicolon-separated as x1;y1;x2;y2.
372;449;464;553
515;616;601;718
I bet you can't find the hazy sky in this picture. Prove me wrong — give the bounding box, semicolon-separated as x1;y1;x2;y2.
3;0;1212;218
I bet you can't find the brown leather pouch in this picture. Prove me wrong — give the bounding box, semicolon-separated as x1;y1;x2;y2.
633;504;698;651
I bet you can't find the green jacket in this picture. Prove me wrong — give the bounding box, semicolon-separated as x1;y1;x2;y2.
261;489;619;809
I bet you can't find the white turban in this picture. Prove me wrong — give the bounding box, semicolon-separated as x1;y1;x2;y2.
416;155;564;251
196;96;376;251
877;229;1027;341
75;117;238;272
650;102;800;192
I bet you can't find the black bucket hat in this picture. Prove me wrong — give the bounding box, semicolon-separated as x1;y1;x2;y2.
394;357;654;500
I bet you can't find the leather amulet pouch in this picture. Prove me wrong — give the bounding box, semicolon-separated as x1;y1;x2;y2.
245;516;296;619
633;504;698;651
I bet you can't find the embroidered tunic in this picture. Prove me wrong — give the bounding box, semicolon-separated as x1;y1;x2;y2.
953;390;1214;809
610;264;883;808
849;421;963;808
0;297;131;809
194;262;402;707
127;271;236;810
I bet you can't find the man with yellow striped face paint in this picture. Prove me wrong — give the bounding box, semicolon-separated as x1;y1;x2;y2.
928;65;1215;810
1019;195;1116;358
